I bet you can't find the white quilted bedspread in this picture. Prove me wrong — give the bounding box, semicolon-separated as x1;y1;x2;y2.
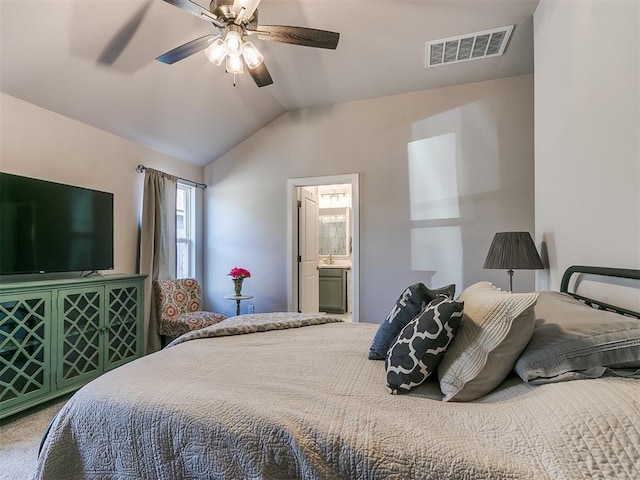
33;320;640;479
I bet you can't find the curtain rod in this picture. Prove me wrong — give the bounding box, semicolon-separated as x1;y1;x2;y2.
136;164;207;189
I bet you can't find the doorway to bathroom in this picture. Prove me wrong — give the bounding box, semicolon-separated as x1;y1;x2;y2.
287;174;359;323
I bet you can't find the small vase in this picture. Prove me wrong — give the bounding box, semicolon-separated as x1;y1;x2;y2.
233;278;243;296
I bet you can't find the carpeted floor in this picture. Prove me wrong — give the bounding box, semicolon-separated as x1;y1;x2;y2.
0;395;71;480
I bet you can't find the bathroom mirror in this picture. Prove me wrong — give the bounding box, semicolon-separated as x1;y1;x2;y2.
318;207;350;256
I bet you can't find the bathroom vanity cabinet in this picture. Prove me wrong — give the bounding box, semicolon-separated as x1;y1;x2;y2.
319;267;348;314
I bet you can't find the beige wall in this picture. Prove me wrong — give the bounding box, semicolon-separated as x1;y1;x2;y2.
534;0;640;290
0;92;205;278
204;74;536;322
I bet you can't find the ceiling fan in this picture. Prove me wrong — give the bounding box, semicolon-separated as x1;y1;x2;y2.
157;0;340;87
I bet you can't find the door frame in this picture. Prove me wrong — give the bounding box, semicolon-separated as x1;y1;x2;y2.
287;174;360;322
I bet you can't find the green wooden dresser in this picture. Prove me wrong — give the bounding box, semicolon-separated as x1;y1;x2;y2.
0;274;145;419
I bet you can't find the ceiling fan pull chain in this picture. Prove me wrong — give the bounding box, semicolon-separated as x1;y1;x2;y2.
233;73;237;87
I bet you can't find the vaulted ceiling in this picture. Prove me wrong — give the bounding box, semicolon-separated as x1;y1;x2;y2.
0;0;539;166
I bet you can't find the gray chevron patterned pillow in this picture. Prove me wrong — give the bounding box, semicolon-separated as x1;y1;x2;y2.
385;296;464;394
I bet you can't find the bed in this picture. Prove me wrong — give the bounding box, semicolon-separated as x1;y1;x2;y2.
32;266;640;479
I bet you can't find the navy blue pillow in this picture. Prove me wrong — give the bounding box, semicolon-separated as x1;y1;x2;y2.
386;296;464;394
368;283;456;360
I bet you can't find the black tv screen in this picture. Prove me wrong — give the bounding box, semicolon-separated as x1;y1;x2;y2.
0;172;114;275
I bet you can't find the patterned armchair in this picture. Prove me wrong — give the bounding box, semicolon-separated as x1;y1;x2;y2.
153;278;226;341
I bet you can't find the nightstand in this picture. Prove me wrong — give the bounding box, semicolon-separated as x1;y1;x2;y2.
224;294;254;316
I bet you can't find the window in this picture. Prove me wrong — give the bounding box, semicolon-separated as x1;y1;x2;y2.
176;183;195;278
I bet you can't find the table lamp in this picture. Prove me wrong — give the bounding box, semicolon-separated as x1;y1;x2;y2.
483;231;544;292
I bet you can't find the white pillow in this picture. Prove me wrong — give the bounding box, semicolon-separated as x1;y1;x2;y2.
437;282;538;402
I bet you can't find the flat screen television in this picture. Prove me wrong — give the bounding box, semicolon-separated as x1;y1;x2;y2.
0;172;114;275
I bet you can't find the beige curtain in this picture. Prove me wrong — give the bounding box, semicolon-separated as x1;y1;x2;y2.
139;168;177;354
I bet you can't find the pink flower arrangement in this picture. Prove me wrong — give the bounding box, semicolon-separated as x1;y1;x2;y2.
228;267;251;280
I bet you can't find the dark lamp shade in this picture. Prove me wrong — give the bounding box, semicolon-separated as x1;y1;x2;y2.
483;232;544;270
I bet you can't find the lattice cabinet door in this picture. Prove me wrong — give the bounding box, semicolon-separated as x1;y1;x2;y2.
0;291;51;414
56;287;104;390
105;281;143;371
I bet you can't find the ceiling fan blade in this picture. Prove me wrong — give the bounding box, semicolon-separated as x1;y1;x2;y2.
247;60;273;88
161;0;225;28
233;0;262;23
156;34;219;64
250;25;340;50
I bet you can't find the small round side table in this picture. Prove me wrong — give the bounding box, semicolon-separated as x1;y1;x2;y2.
224;294;253;316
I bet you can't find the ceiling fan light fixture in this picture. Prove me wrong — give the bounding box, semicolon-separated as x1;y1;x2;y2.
224;30;243;57
226;54;244;74
205;38;226;66
159;0;340;88
242;41;264;69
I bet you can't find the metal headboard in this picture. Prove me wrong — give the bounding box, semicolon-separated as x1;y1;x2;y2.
560;265;640;319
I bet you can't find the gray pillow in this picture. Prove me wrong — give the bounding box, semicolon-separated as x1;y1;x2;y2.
385;296;464;394
514;292;640;384
368;283;456;360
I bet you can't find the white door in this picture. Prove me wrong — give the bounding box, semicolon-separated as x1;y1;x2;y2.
298;187;319;313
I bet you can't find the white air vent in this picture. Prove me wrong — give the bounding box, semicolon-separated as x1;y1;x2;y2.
426;25;514;68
